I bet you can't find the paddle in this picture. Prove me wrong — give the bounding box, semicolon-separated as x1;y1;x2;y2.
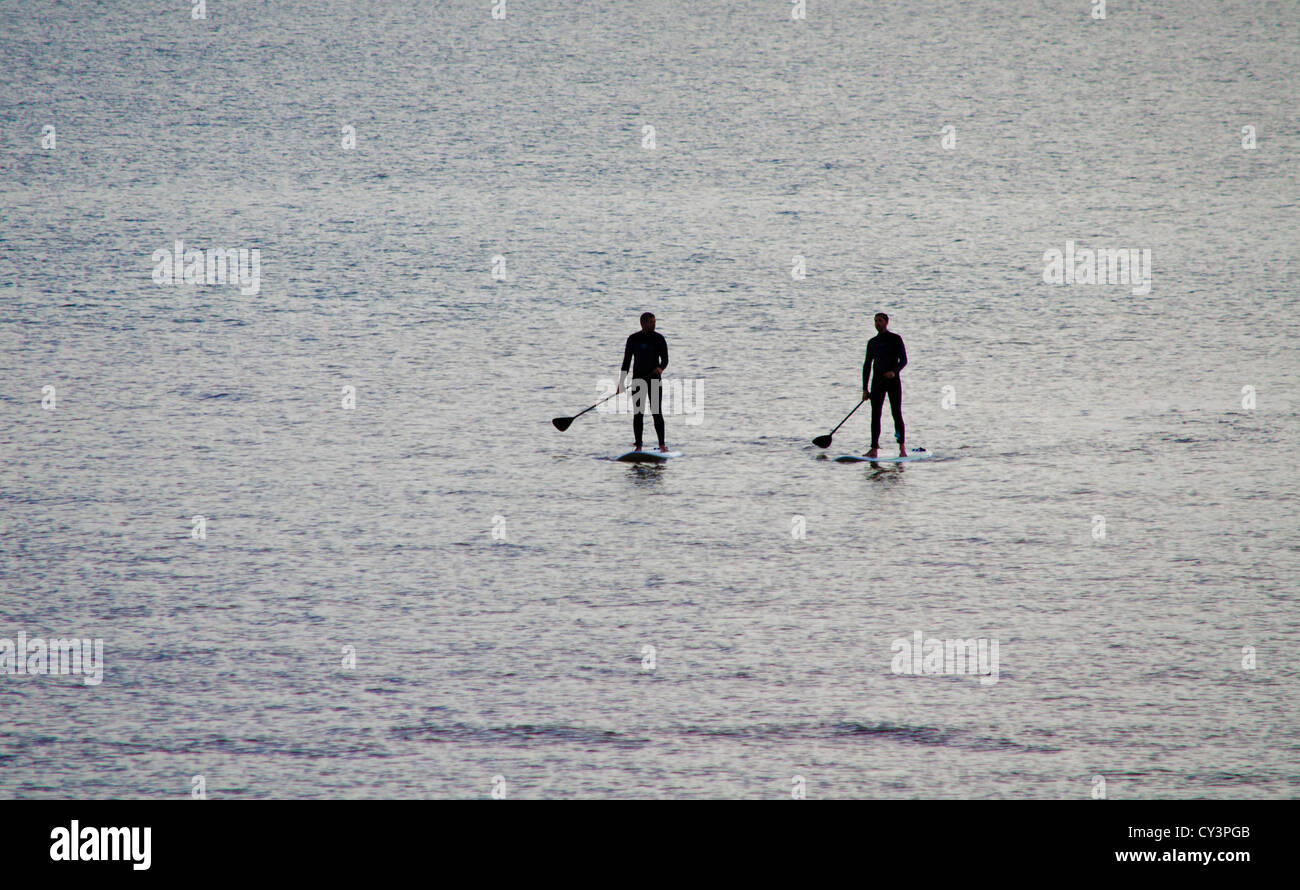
812;399;866;448
552;391;620;431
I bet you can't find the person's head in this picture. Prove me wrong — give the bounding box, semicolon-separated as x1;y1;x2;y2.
874;312;889;333
640;311;656;333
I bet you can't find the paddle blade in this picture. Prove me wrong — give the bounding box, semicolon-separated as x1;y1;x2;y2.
552;417;574;431
812;434;832;449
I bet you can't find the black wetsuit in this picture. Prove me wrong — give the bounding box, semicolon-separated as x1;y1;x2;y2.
622;330;669;449
863;330;907;449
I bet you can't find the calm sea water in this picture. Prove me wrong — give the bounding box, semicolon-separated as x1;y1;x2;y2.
0;0;1296;798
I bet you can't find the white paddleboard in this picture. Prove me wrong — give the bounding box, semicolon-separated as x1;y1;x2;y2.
833;451;934;463
616;449;683;463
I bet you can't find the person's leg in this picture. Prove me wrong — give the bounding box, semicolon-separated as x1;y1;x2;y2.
630;379;645;449
649;378;666;450
867;386;884;456
888;378;905;455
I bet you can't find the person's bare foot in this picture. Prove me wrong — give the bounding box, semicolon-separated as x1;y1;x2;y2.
658;444;669;453
864;448;878;458
899;446;908;457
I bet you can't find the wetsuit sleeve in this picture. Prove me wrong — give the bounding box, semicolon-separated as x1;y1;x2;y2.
897;335;907;373
621;334;634;373
658;334;668;372
863;340;874;391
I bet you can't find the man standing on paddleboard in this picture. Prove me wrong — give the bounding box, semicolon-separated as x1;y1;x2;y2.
862;312;907;458
618;312;670;453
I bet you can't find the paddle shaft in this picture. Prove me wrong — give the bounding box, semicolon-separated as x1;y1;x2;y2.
570;390;619;420
554;390;621;430
828;399;866;436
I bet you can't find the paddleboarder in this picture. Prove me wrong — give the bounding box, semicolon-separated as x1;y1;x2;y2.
862;312;907;458
618;312;669;453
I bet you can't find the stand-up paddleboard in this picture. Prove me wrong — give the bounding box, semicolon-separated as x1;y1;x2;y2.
616;449;683;463
833;450;934;464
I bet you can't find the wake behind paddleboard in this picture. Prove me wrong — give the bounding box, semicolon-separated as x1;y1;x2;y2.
616;450;683;463
832;451;934;463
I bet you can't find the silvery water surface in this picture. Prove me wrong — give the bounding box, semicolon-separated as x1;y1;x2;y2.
0;0;1296;799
